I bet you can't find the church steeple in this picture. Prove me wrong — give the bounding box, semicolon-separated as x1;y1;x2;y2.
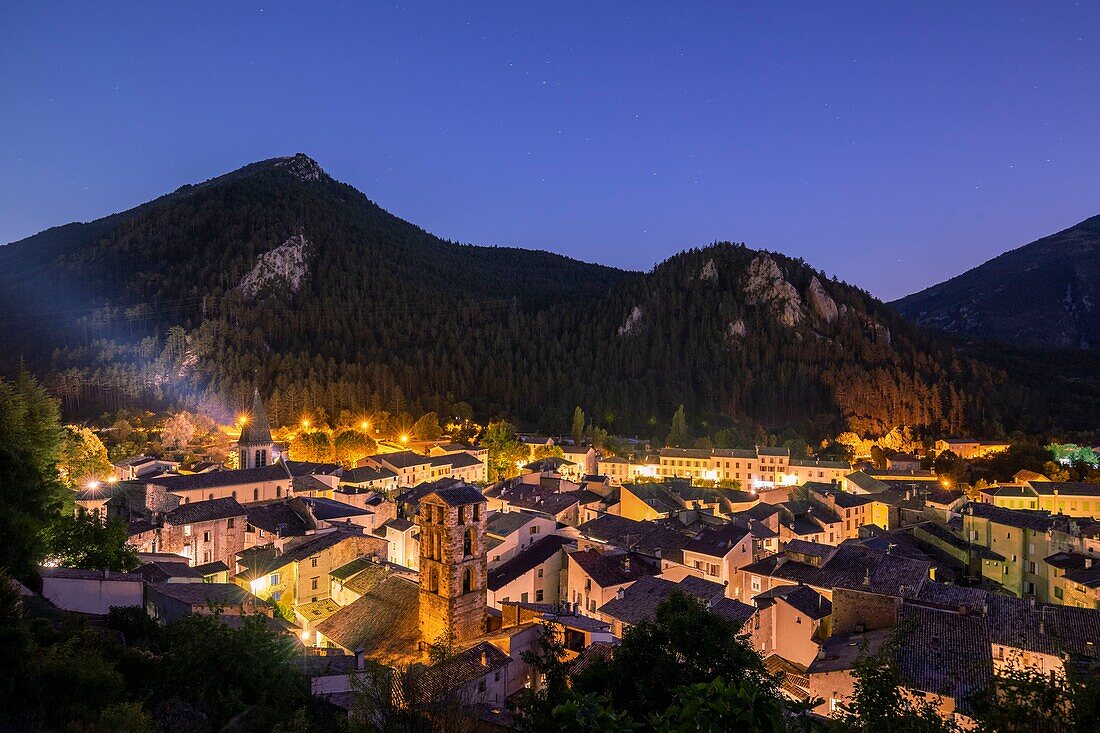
238;388;274;469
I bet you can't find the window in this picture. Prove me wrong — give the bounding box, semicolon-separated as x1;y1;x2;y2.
463;567;475;593
751;575;762;593
536;589;544;602
269;573;280;586
537;568;544;578
1055;586;1064;599
202;531;211;543
275;486;282;498
428;567;439;593
311;557;318;568
458;506;467;524
254;488;260;502
184;525;192;536
530;525;539;535
796;616;802;624
227;518;235;529
464;527;476;556
478;679;486;693
231;490;237;500
208;493;215;501
311;577;319;590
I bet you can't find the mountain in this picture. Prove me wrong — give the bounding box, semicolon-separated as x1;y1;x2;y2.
891;215;1100;349
0;154;1092;439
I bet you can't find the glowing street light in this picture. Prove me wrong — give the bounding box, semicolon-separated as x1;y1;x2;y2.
361;421;370;431
301;419;311;429
238;415;248;425
400;434;408;444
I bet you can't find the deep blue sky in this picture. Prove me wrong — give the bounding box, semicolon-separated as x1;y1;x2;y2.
2;2;1098;300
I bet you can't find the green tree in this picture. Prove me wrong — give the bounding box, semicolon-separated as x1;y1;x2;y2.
571;406;586;446
666;405;688;447
290;429;335;462
0;371;66;577
43;512;138;571
57;425;113;488
653;676;794;733
412;412;442;441
334;429;376;466
532;444;565;461
482;420;528;481
831;635;956;733
572;591;768;721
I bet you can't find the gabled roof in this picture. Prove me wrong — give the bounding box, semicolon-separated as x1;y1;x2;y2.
246;499;311;536
148;582;257;608
741;543;930;598
569;549;656;588
164;497;246;525
315;575;420;664
963;502;1066;532
236;529;363;580
684;523;751;558
488;535;573;591
135;561;204;583
301;497;371;521
373;450;432;469
341;465;397;484
578;514;693;562
754;584;831;620
148;464;291;492
486;511;539;538
1028;481;1100;497
238;389;273;445
377;517;416;534
845;471;889;494
596;575;728;627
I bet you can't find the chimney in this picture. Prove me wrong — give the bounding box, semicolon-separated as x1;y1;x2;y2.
616;587;625;600
481;650;489;667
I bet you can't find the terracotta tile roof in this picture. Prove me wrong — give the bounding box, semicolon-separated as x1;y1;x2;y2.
741;543;930;598
147;582;258;608
315;575;421;664
164;497;246;525
149;464;291;492
684;522;751;558
596;575;727;627
488;535;572;591
569;640;616;678
569;548;657;589
754;584;831;620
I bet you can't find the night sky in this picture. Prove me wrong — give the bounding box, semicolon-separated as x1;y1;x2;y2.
2;2;1098;301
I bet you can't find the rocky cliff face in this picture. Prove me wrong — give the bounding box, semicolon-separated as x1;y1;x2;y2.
743;253;804;327
237;234;313;298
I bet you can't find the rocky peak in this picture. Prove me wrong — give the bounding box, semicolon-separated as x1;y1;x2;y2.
743;253;804;327
275;153;325;182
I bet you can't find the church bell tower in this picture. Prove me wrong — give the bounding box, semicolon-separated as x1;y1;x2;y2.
238;389;274;469
418;484;488;646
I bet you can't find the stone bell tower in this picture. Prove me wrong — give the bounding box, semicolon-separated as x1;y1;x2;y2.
238;388;274;469
418;483;488;646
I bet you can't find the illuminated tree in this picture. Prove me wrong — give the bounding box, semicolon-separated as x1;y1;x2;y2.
571;406;586;446
57;425;113;488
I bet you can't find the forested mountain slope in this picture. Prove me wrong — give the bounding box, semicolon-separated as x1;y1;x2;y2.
0;154;1091;438
892;215;1100;349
